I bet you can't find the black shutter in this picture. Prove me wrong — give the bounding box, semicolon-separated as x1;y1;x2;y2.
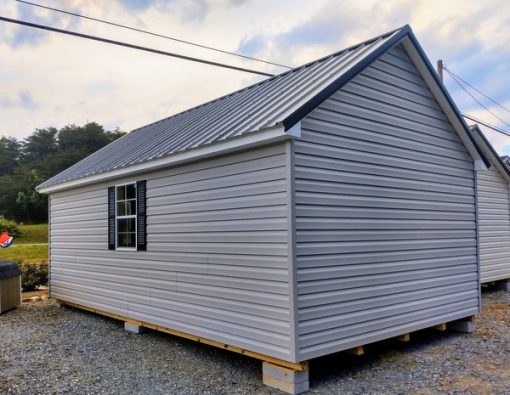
108;186;116;250
136;180;147;251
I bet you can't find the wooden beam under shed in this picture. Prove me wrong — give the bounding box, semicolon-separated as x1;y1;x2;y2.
395;333;410;342
346;346;364;356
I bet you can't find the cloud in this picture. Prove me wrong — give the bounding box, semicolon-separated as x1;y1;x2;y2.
119;0;158;11
0;1;83;49
237;0;414;66
0;90;38;110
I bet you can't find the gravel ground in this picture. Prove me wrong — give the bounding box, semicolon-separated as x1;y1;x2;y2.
0;287;508;395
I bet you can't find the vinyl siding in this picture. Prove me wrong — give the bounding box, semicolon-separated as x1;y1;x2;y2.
294;44;479;361
477;164;510;282
50;143;294;361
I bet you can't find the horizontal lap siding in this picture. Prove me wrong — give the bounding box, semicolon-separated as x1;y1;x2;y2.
477;165;510;282
294;45;479;361
50;143;293;360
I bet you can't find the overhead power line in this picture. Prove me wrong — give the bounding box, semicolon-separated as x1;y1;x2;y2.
462;113;510;137
445;68;510;129
0;15;275;77
443;65;510;114
16;0;291;70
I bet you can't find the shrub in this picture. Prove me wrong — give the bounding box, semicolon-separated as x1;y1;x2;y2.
16;262;48;291
0;219;22;237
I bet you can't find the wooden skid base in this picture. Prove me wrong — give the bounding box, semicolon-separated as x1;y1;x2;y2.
55;299;306;372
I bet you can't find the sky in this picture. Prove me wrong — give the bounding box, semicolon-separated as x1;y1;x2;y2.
1;0;509;153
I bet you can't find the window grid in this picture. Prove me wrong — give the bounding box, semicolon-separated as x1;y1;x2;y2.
115;183;137;250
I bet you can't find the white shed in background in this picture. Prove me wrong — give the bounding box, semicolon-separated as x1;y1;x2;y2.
469;125;510;287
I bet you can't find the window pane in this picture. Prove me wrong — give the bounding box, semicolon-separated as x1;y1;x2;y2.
117;202;126;216
117;233;128;248
116;185;126;200
118;232;136;248
118;218;130;233
126;184;136;199
125;200;136;215
127;233;136;248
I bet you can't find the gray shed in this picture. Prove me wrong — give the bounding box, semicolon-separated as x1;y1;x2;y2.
0;260;22;314
469;125;510;286
37;25;488;393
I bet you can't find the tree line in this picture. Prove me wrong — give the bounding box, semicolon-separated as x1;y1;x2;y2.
0;122;125;223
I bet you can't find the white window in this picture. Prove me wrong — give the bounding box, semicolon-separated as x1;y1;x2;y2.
116;183;137;249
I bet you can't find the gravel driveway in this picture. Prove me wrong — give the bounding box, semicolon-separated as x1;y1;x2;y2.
1;287;508;394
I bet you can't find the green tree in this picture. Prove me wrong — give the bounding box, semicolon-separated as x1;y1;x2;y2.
0;122;126;223
54;122;111;173
0;136;20;175
22;127;58;162
16;170;47;223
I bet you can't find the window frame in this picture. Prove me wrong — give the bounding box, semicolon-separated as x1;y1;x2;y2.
115;182;137;251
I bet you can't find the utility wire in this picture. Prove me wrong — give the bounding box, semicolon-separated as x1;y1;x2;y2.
445;68;510;129
16;0;291;70
462;113;510;137
0;15;275;77
443;64;510;114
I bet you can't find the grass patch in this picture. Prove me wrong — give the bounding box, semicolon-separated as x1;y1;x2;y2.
0;243;48;264
16;224;48;244
0;224;48;263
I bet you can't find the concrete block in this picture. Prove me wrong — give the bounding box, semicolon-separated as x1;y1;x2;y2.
495;280;510;292
124;322;148;334
262;362;309;394
449;320;475;333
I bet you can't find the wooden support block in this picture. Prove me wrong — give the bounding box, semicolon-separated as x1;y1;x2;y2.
346;346;364;356
262;361;309;394
433;323;447;331
395;333;410;342
124;322;148;334
448;319;475;333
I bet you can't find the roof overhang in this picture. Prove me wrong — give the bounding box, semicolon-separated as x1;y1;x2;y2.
468;124;510;182
37;122;298;194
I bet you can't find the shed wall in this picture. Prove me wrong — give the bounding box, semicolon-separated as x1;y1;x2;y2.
49;143;294;360
477;164;510;282
294;44;480;361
